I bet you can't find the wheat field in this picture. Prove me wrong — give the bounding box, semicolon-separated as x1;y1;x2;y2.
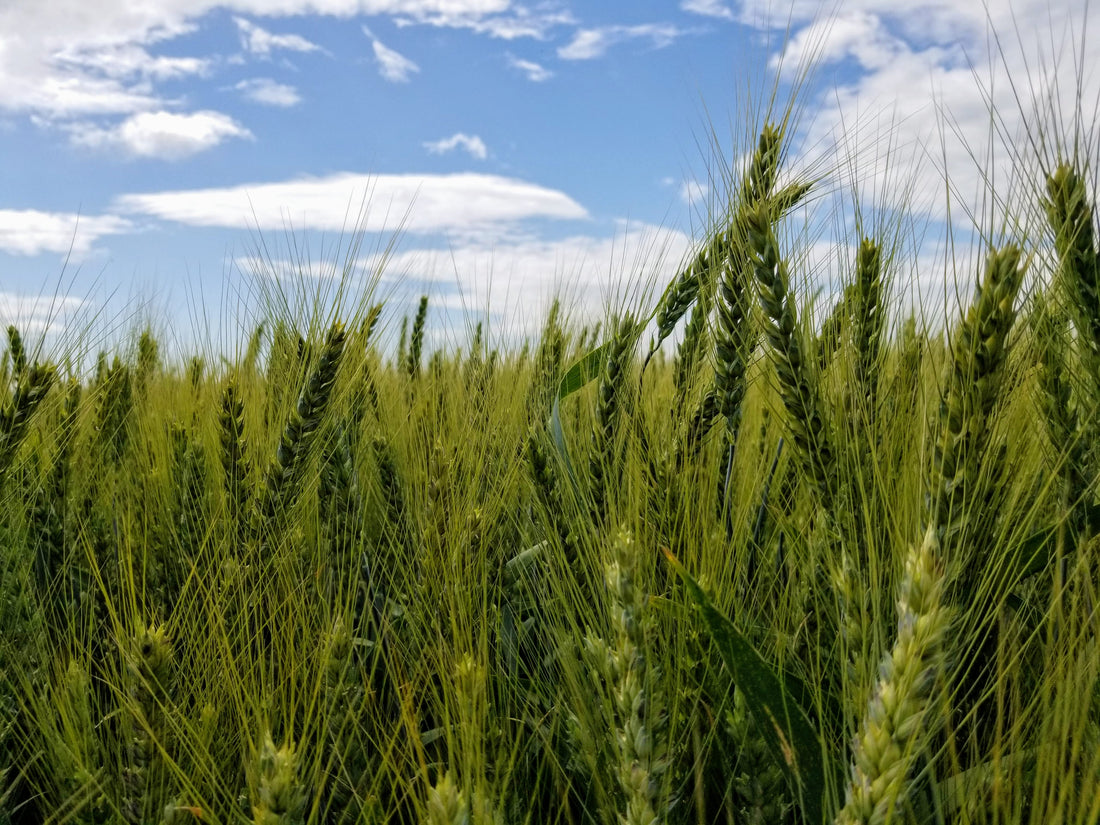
2;78;1099;825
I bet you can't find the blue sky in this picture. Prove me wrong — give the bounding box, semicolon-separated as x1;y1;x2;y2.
1;0;1096;355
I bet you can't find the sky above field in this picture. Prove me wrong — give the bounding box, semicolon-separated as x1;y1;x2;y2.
1;0;1096;355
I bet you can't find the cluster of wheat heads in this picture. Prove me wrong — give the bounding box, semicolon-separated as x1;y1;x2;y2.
1;116;1100;825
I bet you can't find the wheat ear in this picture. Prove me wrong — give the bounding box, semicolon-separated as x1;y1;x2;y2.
836;527;950;825
749;202;836;510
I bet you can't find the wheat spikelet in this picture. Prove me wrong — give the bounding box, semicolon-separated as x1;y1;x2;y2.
748;202;836;509
835;527;950;825
1029;293;1089;543
407;294;429;381
1040;165;1099;541
713;230;754;505
724;685;792;823
220;380;253;548
244;321;266;371
815;286;852;371
931;245;1025;556
930;245;1026;757
590;313;635;520
424;772;467;825
121;624;173;825
604;529;666;825
674;387;720;469
647;250;706;370
672;286;712;402
32;378;81;618
95;357;132;466
5;326;26;382
135;329;159;399
646;124;807;373
186;355;204;393
259;322;347;530
527;298;565;421
361;302;384;344
251;732;305;825
853;239;885;409
0;362;56;483
320;421;362;575
1044;164;1100;364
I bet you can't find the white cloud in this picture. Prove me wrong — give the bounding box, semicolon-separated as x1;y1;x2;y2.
0;292;88;338
0;0;534;120
0;210;132;257
680;0;734;21
368;32;420;82
423;133;488;159
235;77;301;107
54;43;212;81
396;6;574;40
233;17;322;57
506;54;552;81
737;2;1100;238
113;172;588;237
680;180;708;205
255;220;694;336
772;11;898;73
557;24;685;60
71;110;253;159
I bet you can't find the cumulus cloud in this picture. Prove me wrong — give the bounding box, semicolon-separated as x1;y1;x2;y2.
235;77;301;107
0;210;132;257
743;2;1100;234
367;32;420;82
233;17;322;57
557;24;685;60
506;54;552;81
70;110;253;159
680;0;734;21
423;133;488;159
113;172;588;237
772;11;898;73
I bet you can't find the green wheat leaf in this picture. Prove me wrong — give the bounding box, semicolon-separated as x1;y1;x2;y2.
663;546;832;825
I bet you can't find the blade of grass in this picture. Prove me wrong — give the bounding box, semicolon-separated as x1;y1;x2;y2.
662;547;834;825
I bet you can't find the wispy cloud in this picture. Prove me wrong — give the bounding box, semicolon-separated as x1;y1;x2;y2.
423;133;488;160
506;54;552;81
395;7;574;40
364;28;420;82
70;110;253;160
0;0;541;121
0;209;132;257
0;292;88;337
351;221;694;334
235;78;301;107
114;172;588;237
54;43;212;81
234;17;322;57
680;0;734;21
680;180;708;205
557;24;685;60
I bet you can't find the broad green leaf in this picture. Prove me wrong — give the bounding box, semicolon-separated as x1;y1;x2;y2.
548;340;612;481
558;341;614;400
663;547;832;825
